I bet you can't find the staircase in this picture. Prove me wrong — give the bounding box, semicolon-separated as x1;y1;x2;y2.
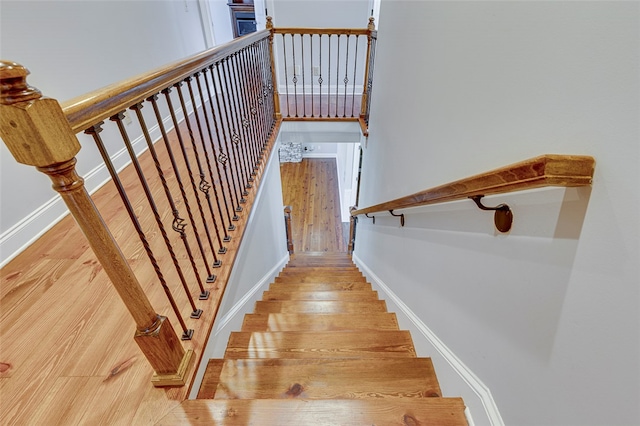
158;253;468;425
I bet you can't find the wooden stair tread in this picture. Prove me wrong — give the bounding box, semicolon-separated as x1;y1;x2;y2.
241;313;399;331
158;398;468;425
275;275;367;283
225;330;416;359
279;267;361;274
262;290;378;301
198;358;441;400
268;281;372;291
254;300;387;313
193;253;466;425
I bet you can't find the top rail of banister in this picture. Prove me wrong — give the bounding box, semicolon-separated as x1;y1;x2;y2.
351;154;596;217
62;30;269;133
273;27;371;36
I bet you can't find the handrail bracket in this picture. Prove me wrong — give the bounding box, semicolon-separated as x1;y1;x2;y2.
389;210;405;227
470;195;513;233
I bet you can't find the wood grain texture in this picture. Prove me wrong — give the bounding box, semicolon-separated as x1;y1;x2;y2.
209;358;441;399
268;281;372;291
225;330;416;359
157;398;468;425
241;313;399;332
352;154;596;216
254;300;387;313
280;159;347;253
192;251;465;424
261;290;379;301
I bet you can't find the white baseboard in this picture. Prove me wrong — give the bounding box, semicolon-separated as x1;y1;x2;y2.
352;253;504;426
213;253;289;336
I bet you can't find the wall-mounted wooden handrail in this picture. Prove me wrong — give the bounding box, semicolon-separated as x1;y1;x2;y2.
351;154;596;218
62;30;270;133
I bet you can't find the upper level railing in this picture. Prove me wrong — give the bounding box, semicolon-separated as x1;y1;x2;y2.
0;17;376;390
350;154;596;241
268;17;377;134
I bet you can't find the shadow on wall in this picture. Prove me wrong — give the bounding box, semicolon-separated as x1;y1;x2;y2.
355;186;593;363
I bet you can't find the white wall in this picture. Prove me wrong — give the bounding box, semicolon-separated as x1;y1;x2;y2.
0;0;234;265
355;2;639;425
206;0;235;45
190;139;289;398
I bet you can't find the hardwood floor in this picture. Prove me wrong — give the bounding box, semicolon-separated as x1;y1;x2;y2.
280;158;347;253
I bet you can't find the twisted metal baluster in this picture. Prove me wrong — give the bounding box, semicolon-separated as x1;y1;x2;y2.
229;51;258;185
149;94;212;298
165;84;220;277
199;68;235;242
214;61;247;211
328;34;332;117
183;77;228;257
194;71;236;242
247;41;264;165
129;101;203;319
220;54;253;194
343;35;350;118
310;33;314;118
241;43;265;167
281;33;291;118
185;76;234;236
351;35;359;118
318;34;323;117
291;33;299;118
85;120;193;340
335;34;341;118
301;33;306;118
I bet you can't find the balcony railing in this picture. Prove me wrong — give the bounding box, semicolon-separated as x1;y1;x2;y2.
0;17;376;389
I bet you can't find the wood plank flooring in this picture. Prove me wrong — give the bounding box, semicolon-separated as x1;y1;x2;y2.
280;158;347;253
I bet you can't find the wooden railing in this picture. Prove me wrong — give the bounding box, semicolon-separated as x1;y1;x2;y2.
0;29;278;387
268;17;377;134
350;155;596;241
284;205;294;254
0;17;377;388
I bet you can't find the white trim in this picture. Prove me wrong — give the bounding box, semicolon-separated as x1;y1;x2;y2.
197;0;216;48
302;153;338;159
213;253;289;336
352;253;505;426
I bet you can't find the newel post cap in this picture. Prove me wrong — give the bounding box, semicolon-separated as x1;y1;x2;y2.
0;60;80;167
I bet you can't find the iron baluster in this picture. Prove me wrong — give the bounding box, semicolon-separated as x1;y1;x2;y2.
182;78;229;256
165;84;219;280
85;120;193;340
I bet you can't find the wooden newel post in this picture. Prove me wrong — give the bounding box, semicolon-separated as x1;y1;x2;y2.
348;206;358;254
0;61;193;387
360;17;376;121
266;16;281;119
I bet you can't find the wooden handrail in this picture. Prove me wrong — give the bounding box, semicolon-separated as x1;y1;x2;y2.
273;28;370;36
351;154;595;217
62;30;270;133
